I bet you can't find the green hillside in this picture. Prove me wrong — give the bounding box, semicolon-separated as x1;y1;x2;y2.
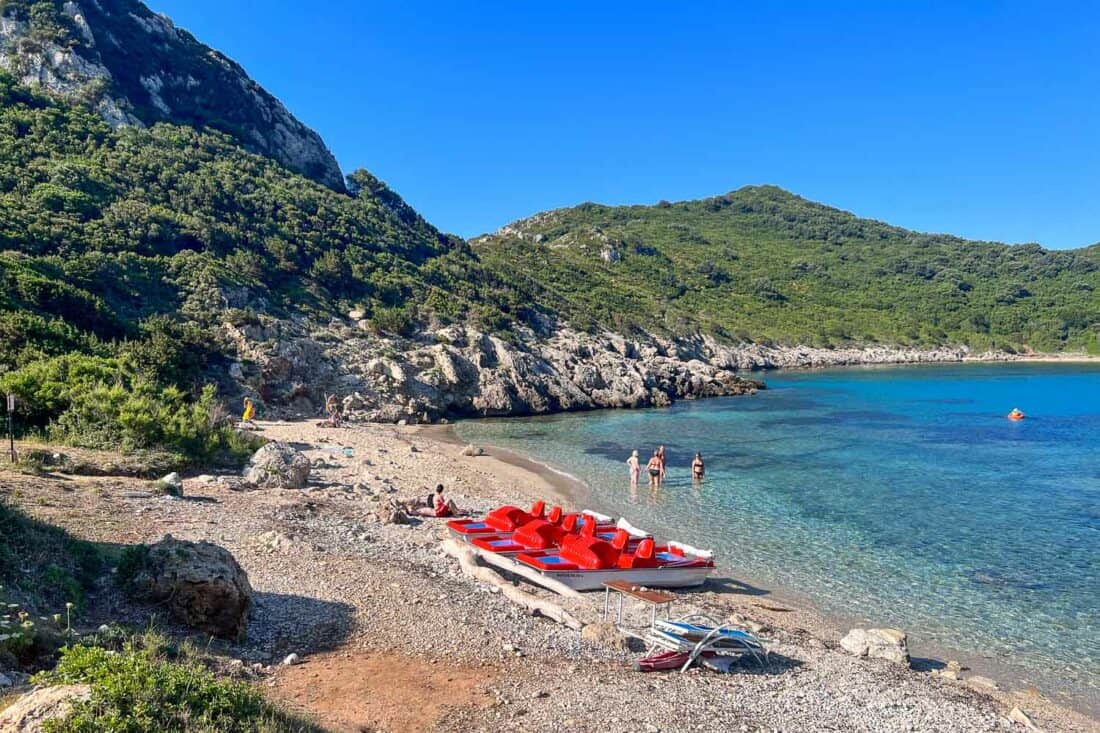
473;187;1100;353
0;73;528;459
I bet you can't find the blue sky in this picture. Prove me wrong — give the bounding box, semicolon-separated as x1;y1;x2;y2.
148;1;1099;248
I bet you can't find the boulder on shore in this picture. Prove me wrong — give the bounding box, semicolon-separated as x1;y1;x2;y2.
0;684;91;732
243;442;310;489
127;535;253;640
581;621;631;651
839;627;910;666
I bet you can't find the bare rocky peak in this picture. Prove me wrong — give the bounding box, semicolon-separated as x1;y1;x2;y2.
0;0;345;190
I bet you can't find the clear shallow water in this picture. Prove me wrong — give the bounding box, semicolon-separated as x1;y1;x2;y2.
456;363;1100;704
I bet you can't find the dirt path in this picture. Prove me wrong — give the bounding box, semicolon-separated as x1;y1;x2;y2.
271;650;494;733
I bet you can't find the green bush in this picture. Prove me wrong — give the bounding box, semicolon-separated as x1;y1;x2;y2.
35;642;323;732
114;545;149;591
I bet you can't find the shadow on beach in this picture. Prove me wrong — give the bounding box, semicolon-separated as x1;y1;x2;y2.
245;592;356;658
696;575;771;597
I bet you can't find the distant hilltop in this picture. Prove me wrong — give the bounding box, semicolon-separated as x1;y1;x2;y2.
0;0;344;190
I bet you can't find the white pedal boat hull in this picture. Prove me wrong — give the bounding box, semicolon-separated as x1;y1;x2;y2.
534;564;715;591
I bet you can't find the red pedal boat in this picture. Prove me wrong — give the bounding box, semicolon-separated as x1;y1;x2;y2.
446;501;548;540
515;536;715;591
471;512;620;556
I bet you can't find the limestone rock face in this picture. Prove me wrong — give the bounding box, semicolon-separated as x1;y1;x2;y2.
128;536;252;640
215;302;1015;427
0;684;91;732
0;0;343;190
244;442;311;489
840;628;910;666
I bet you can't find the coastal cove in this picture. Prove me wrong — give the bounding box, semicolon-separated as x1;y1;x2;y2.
454;361;1100;715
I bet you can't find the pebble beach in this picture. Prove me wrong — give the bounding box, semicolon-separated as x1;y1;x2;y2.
5;420;1097;733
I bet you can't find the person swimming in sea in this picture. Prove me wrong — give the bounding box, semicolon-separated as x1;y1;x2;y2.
691;452;705;481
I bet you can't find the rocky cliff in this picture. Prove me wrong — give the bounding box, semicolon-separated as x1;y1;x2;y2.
0;0;344;190
214;308;1009;424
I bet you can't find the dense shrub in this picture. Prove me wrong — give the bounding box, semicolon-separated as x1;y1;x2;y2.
35;642;323;733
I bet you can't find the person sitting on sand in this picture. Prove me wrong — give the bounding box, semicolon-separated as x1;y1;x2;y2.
627;449;641;489
646;451;662;489
691;452;705;481
415;484;460;518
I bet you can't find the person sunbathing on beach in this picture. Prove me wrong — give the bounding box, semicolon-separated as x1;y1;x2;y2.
627;449;641;489
415;484;460;518
646;451;662;489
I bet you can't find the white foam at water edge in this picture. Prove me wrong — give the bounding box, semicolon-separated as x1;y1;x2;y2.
506;450;588;488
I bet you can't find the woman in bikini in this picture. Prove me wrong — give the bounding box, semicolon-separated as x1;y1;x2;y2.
646;450;663;489
691;452;705;482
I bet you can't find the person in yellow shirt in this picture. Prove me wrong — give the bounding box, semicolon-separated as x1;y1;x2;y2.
242;397;255;423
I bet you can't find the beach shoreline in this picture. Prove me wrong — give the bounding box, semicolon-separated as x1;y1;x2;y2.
5;419;1097;731
440;421;1100;722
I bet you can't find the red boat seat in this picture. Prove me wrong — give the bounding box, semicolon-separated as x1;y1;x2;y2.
511;518;567;550
560;513;579;533
547;505;563;523
618;538;661;569
560;536;619;570
484;505;526;532
610;528;631;551
529;500;546;518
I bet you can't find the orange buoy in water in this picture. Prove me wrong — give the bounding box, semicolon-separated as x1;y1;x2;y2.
1007;408;1026;421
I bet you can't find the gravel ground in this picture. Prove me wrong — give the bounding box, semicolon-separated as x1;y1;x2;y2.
2;420;1095;733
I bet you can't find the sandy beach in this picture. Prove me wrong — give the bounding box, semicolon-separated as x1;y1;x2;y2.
4;420;1097;733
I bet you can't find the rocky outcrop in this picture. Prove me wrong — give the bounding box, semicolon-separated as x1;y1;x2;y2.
218;307;1011;424
0;684;91;732
223;318;769;424
244;442;311;489
127;536;252;639
0;0;343;190
840;627;910;666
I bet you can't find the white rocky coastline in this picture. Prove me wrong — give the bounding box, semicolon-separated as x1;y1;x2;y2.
221;310;1013;424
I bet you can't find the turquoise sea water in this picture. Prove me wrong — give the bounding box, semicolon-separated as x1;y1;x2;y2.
456;363;1100;706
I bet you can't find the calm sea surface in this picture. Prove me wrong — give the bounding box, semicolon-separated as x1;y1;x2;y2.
456;363;1100;706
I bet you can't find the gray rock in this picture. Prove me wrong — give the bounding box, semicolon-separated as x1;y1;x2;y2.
244;442;311;489
0;2;344;190
581;621;631;651
127;535;252;640
839;628;910;666
154;472;183;497
0;684;91;732
0;671;11;688
282;653;300;666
